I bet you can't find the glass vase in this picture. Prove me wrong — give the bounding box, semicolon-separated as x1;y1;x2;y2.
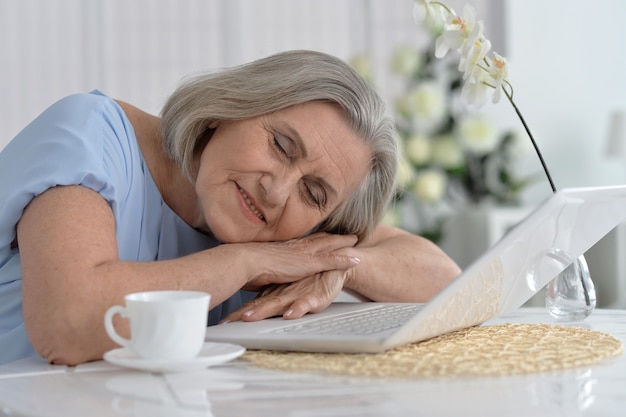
545;255;596;321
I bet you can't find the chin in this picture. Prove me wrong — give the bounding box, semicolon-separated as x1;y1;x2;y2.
206;225;261;244
206;228;239;244
206;220;311;243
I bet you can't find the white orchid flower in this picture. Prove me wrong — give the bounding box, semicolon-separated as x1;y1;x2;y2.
459;36;491;80
414;0;513;110
435;4;480;58
486;53;509;103
461;77;490;108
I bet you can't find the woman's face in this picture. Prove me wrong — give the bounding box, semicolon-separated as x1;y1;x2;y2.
194;101;372;243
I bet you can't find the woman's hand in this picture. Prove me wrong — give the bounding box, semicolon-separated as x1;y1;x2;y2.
223;233;362;322
221;268;352;323
220;225;462;324
241;232;361;290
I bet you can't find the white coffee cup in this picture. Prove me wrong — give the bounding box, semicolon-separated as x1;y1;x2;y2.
104;290;211;362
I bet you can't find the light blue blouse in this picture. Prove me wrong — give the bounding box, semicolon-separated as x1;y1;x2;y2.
0;91;255;365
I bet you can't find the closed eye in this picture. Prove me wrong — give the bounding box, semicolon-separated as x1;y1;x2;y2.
302;179;327;209
273;136;288;156
273;135;296;159
271;130;329;209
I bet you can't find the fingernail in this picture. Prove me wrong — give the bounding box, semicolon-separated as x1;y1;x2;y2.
242;310;254;317
283;309;294;318
350;256;361;265
219;319;230;325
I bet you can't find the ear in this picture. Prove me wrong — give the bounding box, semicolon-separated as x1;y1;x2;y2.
208;120;219;129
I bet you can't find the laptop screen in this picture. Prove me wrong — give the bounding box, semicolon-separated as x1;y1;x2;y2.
391;185;626;345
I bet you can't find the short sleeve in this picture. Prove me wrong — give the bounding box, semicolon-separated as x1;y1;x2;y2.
0;91;138;257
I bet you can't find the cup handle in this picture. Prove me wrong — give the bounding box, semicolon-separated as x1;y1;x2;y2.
104;305;130;348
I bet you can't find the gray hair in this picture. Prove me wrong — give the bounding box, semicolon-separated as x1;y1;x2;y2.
160;50;397;240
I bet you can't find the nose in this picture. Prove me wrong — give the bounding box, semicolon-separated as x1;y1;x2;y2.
259;169;300;207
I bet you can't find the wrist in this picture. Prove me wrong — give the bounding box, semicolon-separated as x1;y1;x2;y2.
342;260;359;291
221;242;256;288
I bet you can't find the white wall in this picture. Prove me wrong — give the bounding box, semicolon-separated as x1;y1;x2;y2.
0;0;398;148
0;0;497;149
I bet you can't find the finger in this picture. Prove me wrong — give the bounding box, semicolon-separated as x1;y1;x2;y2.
245;294;326;321
282;298;317;320
220;291;291;323
239;295;293;322
227;268;347;323
282;281;339;319
219;300;260;323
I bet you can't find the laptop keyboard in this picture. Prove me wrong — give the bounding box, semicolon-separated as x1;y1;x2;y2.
270;303;424;336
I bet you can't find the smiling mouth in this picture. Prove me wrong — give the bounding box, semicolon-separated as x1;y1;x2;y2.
238;186;266;222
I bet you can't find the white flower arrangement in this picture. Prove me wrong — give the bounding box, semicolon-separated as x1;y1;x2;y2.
349;0;557;241
412;0;554;191
377;0;541;241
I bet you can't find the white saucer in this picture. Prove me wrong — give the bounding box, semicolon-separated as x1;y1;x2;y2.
103;342;246;373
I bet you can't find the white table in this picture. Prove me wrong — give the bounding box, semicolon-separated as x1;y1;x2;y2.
1;308;625;417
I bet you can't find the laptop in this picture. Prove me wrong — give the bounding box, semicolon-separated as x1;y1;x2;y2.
205;185;626;353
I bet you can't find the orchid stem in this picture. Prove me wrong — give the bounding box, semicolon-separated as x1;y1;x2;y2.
502;87;557;194
502;87;590;306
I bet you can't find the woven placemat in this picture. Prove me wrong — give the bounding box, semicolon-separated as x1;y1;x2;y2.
242;323;623;378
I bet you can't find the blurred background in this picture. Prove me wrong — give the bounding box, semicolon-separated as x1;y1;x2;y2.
1;0;625;306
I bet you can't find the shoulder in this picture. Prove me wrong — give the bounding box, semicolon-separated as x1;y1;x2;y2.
0;91;143;209
12;91;136;157
21;91;129;146
46;90;117;118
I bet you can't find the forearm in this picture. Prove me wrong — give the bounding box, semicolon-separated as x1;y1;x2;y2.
344;226;461;303
96;244;251;307
23;244;251;365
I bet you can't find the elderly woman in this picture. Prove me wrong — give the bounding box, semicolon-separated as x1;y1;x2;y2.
0;50;460;366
